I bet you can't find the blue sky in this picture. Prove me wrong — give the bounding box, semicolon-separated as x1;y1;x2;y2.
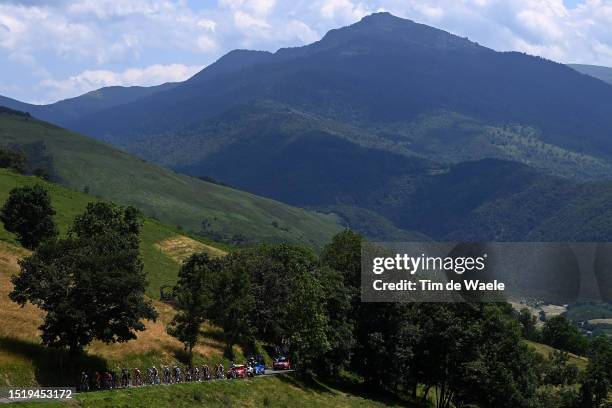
1;0;611;104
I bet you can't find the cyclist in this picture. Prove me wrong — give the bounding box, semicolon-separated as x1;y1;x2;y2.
152;366;160;384
133;368;142;386
120;368;130;387
103;371;112;389
163;366;171;384
80;372;89;391
218;363;225;379
111;369;118;389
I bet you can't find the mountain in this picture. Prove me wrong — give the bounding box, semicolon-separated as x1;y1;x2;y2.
5;12;612;241
569;64;612;86
56;13;612;170
0;82;178;127
0;108;342;247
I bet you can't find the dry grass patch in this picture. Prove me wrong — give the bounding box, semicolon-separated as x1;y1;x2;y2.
0;241;40;343
155;235;226;264
88;300;226;361
588;318;612;325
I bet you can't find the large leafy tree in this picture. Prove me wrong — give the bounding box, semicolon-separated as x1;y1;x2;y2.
242;244;318;345
209;251;256;360
0;185;58;249
314;266;355;376
542;315;588;355
10;202;157;356
285;270;330;374
167;253;219;366
320;229;362;288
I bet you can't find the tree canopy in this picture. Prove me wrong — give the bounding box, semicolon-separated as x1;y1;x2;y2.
0;184;58;249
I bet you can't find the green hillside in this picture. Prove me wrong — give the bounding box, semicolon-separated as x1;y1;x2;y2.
0;168;224;298
0;110;342;248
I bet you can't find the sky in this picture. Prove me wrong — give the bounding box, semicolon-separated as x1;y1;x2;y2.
1;0;612;104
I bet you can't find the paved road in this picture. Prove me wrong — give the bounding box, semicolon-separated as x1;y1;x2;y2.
0;369;294;404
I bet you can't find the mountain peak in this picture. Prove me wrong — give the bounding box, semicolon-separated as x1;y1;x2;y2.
274;12;486;59
356;11;414;26
340;12;484;51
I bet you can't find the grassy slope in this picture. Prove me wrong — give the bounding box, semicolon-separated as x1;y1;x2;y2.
0;112;342;248
17;376;406;408
526;340;588;370
0;169;225;297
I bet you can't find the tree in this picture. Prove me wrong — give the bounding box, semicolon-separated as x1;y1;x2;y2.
9;202;157;356
402;304;542;408
209;251;255;360
545;350;579;386
0;147;26;174
242;244;318;345
167;253;218;366
0;185;58;249
285;270;330;375
542;316;588;355
580;336;612;408
518;308;539;341
468;305;542;408
314;266;355;376
320;229;362;288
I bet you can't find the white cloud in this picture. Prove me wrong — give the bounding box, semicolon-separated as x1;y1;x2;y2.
197;18;217;31
38;63;202;102
196;35;218;52
0;1;219;65
66;0;178;19
320;0;371;21
286;20;320;44
220;0;276;16
234;10;271;29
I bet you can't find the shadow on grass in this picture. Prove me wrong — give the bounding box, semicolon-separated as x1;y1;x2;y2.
275;372;332;394
200;329;253;361
0;336;107;386
169;346;190;365
200;329;226;343
199;337;226;354
276;373;414;407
